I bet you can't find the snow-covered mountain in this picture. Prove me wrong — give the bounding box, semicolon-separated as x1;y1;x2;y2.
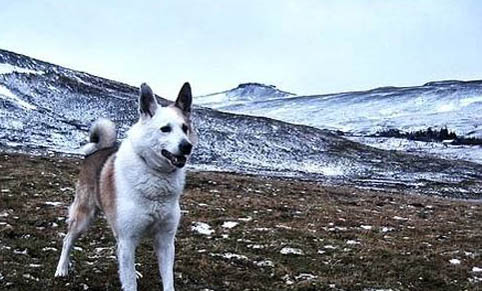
194;81;482;164
196;82;295;108
195;81;482;138
1;49;481;198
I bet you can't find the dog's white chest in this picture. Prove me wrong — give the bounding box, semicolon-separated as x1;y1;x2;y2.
134;171;184;201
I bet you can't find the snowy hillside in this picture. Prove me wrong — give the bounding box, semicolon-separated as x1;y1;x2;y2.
194;81;482;164
195;81;482;138
1;49;481;198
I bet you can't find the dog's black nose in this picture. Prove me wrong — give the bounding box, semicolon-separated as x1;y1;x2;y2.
179;140;192;155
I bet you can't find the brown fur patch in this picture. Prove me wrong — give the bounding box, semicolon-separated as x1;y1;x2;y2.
72;147;117;228
99;154;117;233
77;148;117;204
63;147;117;238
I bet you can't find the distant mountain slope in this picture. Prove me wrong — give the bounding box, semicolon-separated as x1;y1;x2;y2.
196;82;295;108
1;49;481;198
195;81;482;138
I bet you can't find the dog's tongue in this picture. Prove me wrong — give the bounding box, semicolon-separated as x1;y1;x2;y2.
162;150;186;168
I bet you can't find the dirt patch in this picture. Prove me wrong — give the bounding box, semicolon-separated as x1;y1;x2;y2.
0;153;481;290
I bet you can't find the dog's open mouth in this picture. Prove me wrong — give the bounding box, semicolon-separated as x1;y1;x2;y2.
161;149;187;168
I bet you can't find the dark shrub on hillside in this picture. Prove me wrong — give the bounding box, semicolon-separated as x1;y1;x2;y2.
372;127;481;146
373;127;456;142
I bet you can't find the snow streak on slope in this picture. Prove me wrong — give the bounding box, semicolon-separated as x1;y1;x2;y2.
0;63;44;75
0;85;37;110
0;49;481;199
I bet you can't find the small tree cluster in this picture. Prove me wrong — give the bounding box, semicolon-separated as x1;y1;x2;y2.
408;127;457;142
373;127;456;142
372;127;482;146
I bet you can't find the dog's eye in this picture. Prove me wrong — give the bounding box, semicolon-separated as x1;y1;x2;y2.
182;124;189;133
160;125;171;133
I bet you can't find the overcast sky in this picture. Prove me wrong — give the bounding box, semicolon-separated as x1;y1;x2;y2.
1;1;481;99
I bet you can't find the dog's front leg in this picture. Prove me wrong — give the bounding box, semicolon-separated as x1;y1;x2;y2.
154;229;176;291
117;238;139;291
154;203;180;291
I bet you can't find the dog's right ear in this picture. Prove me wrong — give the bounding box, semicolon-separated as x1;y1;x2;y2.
139;83;158;118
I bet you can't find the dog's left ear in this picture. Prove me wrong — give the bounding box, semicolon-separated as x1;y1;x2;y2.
175;82;192;114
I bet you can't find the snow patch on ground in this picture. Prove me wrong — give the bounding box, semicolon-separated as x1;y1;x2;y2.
44;201;63;207
221;221;239;229
449;259;461;265
295;273;318;281
381;226;395;233
323;245;337;250
191;222;214;236
210;252;248;260
282;274;295;285
29;264;42;268
247;244;266;249
255;259;274;267
254;227;271;232
280;247;304;255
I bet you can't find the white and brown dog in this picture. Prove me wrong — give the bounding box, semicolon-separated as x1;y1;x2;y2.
55;82;197;291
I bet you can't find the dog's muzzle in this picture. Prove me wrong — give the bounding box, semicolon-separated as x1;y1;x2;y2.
161;149;187;168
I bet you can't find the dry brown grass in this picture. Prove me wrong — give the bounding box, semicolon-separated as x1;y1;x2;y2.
0;153;481;290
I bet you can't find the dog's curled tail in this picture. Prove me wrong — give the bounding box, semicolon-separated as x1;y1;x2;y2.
81;118;117;155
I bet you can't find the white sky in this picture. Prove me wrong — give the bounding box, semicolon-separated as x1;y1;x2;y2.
1;0;481;99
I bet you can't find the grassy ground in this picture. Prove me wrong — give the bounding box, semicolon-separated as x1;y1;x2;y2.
0;153;481;290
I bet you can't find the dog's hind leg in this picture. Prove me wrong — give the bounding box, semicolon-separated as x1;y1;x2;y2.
55;185;96;277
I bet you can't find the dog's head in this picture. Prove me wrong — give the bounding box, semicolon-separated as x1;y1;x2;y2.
129;82;197;171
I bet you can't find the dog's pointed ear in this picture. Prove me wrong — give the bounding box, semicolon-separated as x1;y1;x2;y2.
175;82;192;114
139;83;158;118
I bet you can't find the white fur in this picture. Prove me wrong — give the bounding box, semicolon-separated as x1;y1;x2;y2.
115;140;184;291
112;105;191;291
81;118;116;155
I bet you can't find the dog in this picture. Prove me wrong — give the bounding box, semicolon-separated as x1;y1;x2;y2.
55;82;197;291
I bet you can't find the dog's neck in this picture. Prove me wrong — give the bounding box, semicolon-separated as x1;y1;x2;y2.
115;140;186;199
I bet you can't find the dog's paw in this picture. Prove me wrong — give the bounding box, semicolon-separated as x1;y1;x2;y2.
55;266;69;277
